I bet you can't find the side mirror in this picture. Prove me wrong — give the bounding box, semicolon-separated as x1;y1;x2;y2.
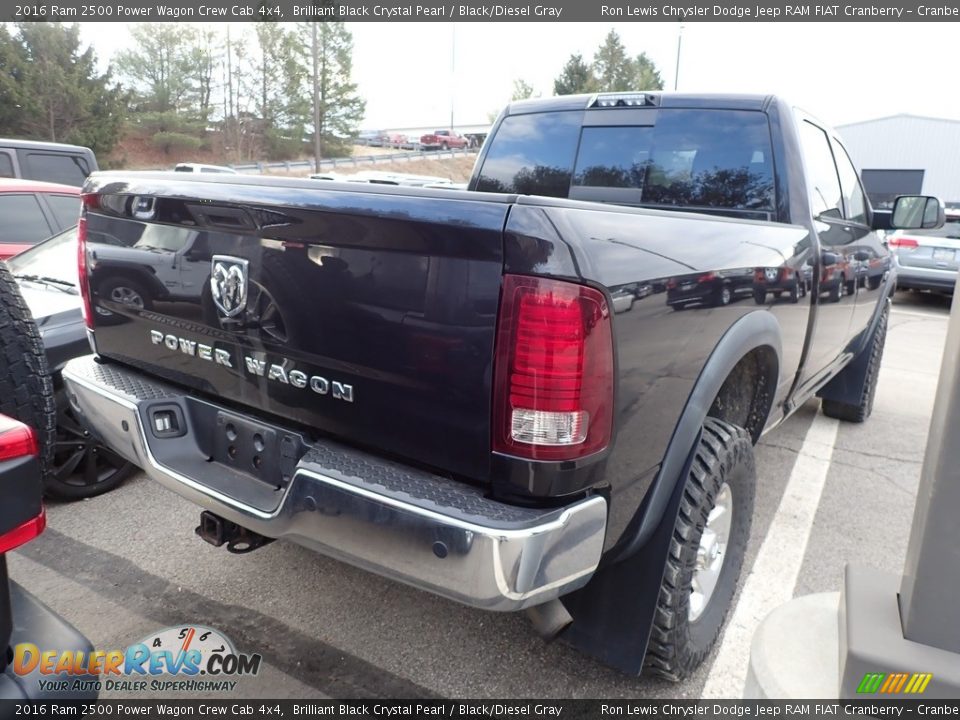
821;251;840;266
891;196;945;231
853;250;870;262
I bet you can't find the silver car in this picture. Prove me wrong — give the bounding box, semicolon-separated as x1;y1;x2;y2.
890;211;960;293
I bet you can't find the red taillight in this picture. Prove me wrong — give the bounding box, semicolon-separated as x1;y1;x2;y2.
0;415;44;553
77;207;93;329
697;272;718;283
492;275;614;461
0;414;38;462
889;236;918;250
0;512;46;554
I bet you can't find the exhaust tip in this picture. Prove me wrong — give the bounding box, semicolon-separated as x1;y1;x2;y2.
525;599;573;642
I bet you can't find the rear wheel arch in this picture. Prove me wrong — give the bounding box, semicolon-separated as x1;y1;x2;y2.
562;315;780;676
614;311;781;561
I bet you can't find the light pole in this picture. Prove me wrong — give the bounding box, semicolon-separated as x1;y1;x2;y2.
674;24;684;91
450;23;456;131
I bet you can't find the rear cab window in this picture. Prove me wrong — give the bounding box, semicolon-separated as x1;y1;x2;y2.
475;107;776;218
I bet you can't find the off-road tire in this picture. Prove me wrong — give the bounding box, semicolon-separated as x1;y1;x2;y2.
0;263;56;485
644;417;756;682
822;305;888;422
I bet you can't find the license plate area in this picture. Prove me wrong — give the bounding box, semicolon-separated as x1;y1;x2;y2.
212;411;298;488
933;248;955;263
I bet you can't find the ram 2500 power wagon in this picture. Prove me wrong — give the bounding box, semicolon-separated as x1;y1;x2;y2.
62;93;944;680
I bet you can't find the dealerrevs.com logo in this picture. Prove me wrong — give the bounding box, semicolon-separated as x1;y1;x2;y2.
13;625;262;694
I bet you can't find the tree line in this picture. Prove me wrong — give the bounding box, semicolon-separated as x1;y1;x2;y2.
508;30;664;108
0;24;663;167
0;21;364;165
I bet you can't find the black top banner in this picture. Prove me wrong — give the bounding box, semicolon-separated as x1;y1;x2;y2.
5;0;960;22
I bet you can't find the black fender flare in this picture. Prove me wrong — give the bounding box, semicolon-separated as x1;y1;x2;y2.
562;311;782;675
613;310;782;563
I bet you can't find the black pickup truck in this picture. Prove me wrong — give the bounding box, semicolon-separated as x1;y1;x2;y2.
62;93;943;680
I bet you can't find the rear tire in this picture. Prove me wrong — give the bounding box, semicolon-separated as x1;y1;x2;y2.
822;305;888;423
0;263;55;486
644;418;755;682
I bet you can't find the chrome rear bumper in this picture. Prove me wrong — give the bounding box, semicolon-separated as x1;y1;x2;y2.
62;356;606;611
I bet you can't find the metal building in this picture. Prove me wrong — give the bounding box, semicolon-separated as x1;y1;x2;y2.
837;114;960;210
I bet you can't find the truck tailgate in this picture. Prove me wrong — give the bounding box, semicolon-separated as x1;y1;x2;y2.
82;176;510;483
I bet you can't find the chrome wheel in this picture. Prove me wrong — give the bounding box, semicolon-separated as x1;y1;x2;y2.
109;285;145;308
689;482;733;622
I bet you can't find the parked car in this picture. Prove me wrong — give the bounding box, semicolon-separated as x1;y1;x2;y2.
0;264;97;701
173;163;237;175
0;179;80;260
889;210;960;294
7;228;137;499
666;268;755;309
65;92;939;682
0;139;97;187
753;265;810;304
419;129;469;151
382;133;408;148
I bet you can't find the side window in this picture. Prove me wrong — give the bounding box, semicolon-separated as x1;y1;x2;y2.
798;121;843;219
832;142;868;224
46;194;82;229
474;112;582;198
0;153;14;178
0;194;54;244
21;152;89;186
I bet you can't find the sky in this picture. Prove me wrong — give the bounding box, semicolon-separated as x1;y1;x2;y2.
76;21;957;131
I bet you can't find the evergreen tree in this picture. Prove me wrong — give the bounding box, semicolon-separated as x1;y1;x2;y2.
297;22;365;161
553;53;595;96
5;23;125;157
592;30;633;92
632;52;664;91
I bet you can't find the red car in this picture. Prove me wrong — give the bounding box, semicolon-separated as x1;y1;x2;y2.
0;178;80;260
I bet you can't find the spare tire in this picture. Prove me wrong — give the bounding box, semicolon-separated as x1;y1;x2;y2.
0;263;55;484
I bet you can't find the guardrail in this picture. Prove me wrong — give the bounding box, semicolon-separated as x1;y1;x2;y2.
229;147;477;175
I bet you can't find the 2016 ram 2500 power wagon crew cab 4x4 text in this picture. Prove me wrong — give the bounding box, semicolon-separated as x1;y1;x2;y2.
61;93;943;680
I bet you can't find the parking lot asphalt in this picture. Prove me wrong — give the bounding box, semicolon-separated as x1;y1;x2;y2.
8;290;952;699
